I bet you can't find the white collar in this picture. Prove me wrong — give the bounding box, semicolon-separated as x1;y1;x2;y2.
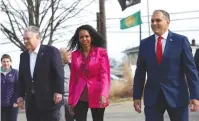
30;44;41;54
155;30;169;40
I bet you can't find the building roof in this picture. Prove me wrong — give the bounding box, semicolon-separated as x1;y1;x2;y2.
123;45;199;54
122;46;139;54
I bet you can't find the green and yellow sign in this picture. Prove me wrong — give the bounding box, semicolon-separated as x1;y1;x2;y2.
120;11;142;29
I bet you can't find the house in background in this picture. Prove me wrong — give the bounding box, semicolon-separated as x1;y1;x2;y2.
123;46;139;65
123;39;199;74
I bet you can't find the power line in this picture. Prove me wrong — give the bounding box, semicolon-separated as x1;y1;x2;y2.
1;29;199;46
1;11;199;45
1;40;69;53
106;10;199;20
105;16;199;28
1;10;199;40
1;9;198;40
1;29;199;53
1;28;199;45
107;29;199;33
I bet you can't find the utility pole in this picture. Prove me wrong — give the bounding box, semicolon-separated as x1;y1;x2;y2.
147;0;151;36
139;25;142;43
97;12;100;33
98;0;107;49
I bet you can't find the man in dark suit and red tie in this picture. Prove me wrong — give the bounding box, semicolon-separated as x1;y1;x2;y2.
133;10;199;121
17;26;64;121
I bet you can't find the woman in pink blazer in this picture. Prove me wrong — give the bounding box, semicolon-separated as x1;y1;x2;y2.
67;25;110;121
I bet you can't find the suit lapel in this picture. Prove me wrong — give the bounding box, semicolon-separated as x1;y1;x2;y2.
25;51;32;79
162;31;173;62
76;50;83;69
88;48;96;70
33;45;44;79
150;35;158;64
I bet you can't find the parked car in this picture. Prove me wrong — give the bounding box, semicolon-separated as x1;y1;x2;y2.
110;74;127;82
110;74;120;80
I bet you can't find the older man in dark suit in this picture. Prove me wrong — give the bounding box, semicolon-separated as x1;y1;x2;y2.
17;26;64;121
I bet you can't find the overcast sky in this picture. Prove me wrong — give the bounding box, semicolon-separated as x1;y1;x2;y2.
0;0;199;68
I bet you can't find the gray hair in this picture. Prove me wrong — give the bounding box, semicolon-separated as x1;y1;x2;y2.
25;26;41;37
154;10;170;21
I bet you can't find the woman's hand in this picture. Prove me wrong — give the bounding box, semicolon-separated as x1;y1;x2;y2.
100;96;107;108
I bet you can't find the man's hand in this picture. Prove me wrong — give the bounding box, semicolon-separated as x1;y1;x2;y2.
54;93;63;104
17;97;24;109
133;99;142;113
68;105;75;116
100;96;107;108
13;103;18;108
190;99;199;112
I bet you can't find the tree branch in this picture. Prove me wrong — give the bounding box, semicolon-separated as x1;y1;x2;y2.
1;0;94;49
39;0;51;25
48;0;55;45
64;0;96;22
9;0;28;27
0;24;26;51
26;0;35;25
1;0;26;51
35;0;40;26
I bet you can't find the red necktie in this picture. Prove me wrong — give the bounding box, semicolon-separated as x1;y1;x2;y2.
156;36;163;64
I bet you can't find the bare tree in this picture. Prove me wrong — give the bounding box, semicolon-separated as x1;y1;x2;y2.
0;0;95;51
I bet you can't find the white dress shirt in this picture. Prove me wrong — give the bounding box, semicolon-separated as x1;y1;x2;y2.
29;44;41;79
155;30;169;53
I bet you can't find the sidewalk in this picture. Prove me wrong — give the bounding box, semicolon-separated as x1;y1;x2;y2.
18;101;199;121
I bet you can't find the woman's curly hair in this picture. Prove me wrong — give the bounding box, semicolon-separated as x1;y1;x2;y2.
67;25;106;51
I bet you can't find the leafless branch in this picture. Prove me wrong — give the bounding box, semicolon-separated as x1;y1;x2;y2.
21;0;28;8
63;0;96;22
48;0;55;45
26;0;35;25
8;0;28;26
35;0;41;26
39;0;51;25
1;0;94;50
0;24;26;51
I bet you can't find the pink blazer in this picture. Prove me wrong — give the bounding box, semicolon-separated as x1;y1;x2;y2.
68;47;110;108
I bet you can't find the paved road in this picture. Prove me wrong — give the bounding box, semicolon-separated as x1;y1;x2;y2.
18;101;199;121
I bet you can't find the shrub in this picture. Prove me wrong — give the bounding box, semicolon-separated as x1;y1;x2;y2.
109;59;133;99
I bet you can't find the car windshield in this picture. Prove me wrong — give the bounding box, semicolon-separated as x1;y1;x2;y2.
110;74;119;80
